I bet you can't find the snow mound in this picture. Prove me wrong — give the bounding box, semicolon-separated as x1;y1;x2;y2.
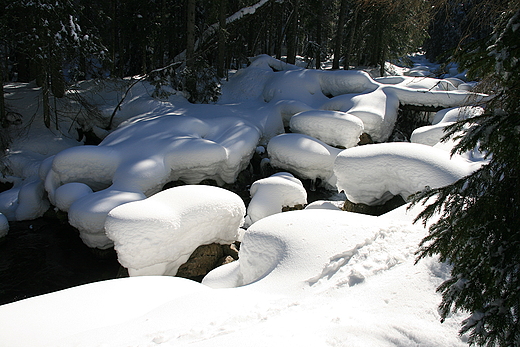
321;87;399;142
44;115;259;248
244;172;307;227
411;106;486;161
267;133;342;186
203;210;380;292
290;110;364;148
0;206;466;346
105;185;245;276
334;142;480;205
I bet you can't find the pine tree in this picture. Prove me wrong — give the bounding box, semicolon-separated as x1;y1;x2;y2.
412;2;520;345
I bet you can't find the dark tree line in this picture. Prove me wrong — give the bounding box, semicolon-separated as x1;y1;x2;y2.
0;0;499;120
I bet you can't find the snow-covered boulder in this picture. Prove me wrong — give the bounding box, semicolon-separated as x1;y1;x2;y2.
411;106;485;160
334;142;480;205
105;185;245;276
244;172;307;227
267;133;342;187
290;110;364;148
321;87;399;142
43;115;259;248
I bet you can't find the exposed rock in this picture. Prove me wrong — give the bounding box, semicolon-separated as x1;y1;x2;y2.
358;133;373;145
222;243;239;260
342;194;406;216
176;243;226;281
282;203;305;212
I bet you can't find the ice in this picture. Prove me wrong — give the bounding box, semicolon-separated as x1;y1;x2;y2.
244;172;307;227
105;185;245;276
334;142;481;205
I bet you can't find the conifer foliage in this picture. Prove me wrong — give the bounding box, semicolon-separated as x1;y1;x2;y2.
412;2;520;345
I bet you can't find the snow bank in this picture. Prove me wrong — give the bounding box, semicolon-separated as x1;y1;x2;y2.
267;133;342;186
0;206;467;346
0;276;209;347
244;172;307;227
105;185;245;276
290;110;364;148
334;142;480;205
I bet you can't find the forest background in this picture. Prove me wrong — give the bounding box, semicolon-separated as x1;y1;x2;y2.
0;0;496;120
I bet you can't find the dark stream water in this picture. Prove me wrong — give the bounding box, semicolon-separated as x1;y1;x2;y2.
0;179;341;306
0;215;121;305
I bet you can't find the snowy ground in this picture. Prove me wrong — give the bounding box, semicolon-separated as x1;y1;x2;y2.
0;54;485;345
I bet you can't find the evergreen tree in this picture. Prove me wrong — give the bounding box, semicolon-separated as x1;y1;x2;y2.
412;2;520;345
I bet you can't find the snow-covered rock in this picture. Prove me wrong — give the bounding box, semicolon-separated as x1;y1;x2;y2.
334;142;480;205
267;133;342;187
43;116;259;248
105;185;245;276
244;172;307;227
290;110;364;148
321;87;399;142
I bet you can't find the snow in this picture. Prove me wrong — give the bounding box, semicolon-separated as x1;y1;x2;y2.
411;106;486;162
321;87;399;142
290;110;364;148
267;133;342;186
244;172;307;227
0;206;468;346
0;53;489;345
334;142;481;205
43;115;260;248
105;185;245;276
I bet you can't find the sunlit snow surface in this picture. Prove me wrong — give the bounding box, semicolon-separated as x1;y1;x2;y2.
0;205;468;346
106;185;245;276
0;55;486;242
0;54;489;345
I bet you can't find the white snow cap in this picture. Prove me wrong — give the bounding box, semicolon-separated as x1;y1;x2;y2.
44;115;259;248
290;110;364;148
267;133;342;186
334;142;480;205
105;185;245;276
244;172;307;227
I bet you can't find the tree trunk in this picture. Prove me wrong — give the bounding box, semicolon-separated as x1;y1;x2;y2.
344;6;358;70
186;0;196;68
274;1;283;59
286;0;299;65
217;0;227;78
42;72;51;128
315;0;323;69
333;0;348;70
0;53;5;128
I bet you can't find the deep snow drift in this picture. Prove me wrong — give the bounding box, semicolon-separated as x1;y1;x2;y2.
0;53;488;346
0;204;469;347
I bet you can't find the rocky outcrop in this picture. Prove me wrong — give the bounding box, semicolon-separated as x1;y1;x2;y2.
176;243;239;282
